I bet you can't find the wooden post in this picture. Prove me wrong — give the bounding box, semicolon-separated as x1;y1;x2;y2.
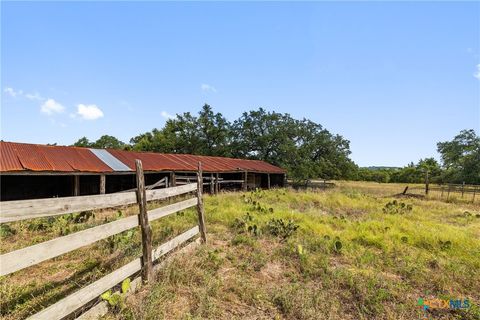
135;160;153;283
461;181;465;198
267;174;271;189
447;184;451;200
402;186;409;195
243;171;248;191
100;174;106;194
215;173;219;194
473;187;476;203
196;162;207;243
441;185;444;199
169;172;176;187
210;173;214;195
425;171;429;195
73;175;80;196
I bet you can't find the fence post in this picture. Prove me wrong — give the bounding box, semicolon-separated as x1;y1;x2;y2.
461;181;465;198
135;159;154;283
197;162;207;243
425;171;429;195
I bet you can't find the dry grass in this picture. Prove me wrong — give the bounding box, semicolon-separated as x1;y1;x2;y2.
1;182;479;320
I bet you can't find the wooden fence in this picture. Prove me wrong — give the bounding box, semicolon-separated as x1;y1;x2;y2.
287;179;335;190
406;183;479;203
0;160;207;320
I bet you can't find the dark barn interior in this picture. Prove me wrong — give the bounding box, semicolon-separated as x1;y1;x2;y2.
1;172;286;201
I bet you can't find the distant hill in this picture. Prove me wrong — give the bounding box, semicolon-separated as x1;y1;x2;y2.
361;166;401;171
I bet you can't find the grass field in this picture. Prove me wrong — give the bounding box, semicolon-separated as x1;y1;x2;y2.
1;181;479;320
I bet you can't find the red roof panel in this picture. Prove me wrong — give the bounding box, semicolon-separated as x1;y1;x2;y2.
0;142;113;173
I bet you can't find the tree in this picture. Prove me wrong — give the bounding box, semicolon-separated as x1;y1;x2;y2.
92;135;126;150
73;135;126;149
131;104;232;155
197;104;232;156
437;129;480;184
73;137;92;147
231;108;355;180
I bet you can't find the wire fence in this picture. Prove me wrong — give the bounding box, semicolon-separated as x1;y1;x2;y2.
406;183;479;203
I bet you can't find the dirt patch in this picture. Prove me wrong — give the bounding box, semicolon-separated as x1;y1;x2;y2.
260;262;284;281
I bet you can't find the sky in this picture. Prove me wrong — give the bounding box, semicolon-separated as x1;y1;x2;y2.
1;2;479;167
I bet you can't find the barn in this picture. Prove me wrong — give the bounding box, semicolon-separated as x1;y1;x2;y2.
0;141;286;201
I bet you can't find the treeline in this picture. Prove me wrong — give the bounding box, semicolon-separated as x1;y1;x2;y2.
73;104;356;182
73;105;480;184
354;130;480;184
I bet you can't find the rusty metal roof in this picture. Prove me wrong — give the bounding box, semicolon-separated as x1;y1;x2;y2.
0;142;114;173
0;141;285;174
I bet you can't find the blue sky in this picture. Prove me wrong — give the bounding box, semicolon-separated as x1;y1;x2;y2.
1;2;479;167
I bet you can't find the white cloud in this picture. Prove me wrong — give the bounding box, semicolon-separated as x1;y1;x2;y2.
161;111;175;119
4;87;23;97
474;64;480;80
201;83;217;93
76;104;104;120
25;92;44;101
41;99;65;114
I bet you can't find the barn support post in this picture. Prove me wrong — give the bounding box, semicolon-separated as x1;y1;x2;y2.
210;173;214;195
169;172;176;187
243;171;248;191
196;162;207;243
135;160;154;283
73;175;80;196
267;174;271;189
215;173;219;194
99;174;106;194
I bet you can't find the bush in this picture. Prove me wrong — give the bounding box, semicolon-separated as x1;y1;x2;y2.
232;213;261;236
266;218;299;240
0;224;16;238
382;200;412;215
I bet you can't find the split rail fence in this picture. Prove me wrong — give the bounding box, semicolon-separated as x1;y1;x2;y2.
0;160;207;320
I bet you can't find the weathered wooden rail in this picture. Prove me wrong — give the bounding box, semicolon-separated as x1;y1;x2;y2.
0;160;207;320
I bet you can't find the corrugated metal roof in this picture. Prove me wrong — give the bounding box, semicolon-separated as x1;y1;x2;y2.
0;142;114;173
0;141;285;174
89;149;131;171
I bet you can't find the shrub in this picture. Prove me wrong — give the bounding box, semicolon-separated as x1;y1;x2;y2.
382;200;412;215
265;218;299;240
0;224;16;238
232;213;261;236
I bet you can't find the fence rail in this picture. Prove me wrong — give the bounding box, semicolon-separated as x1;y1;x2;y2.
0;160;207;320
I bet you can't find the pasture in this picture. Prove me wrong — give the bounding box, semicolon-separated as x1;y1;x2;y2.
1;181;479;319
